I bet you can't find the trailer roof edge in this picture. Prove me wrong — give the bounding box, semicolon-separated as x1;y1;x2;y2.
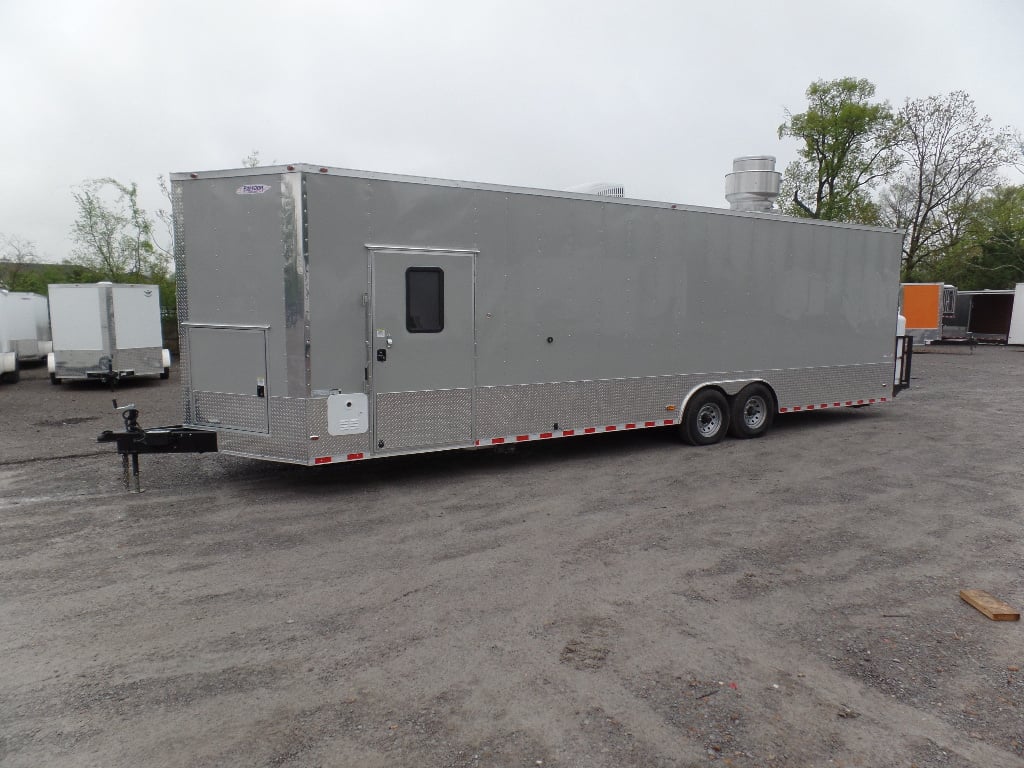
169;164;904;234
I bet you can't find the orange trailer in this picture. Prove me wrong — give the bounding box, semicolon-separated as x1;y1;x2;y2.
899;283;957;344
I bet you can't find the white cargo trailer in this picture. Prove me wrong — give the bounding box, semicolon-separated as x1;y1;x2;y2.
100;163;911;487
3;291;52;362
0;291;20;382
48;282;171;384
1009;284;1024;345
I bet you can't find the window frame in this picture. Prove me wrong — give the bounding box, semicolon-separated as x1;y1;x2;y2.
405;266;445;333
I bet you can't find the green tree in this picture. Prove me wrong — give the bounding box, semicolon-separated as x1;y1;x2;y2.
69;178;170;282
778;77;902;223
881;91;1021;280
921;185;1024;289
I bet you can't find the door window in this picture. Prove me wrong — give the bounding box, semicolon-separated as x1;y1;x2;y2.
406;267;444;333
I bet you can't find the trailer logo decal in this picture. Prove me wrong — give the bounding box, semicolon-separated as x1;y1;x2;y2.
236;184;272;195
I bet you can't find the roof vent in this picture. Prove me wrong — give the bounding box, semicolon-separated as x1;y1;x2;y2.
571;182;625;198
725;156;781;212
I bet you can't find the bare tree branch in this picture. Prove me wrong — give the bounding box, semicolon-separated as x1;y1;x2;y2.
882;91;1021;279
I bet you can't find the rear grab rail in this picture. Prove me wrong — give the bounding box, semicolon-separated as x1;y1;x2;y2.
894;335;913;395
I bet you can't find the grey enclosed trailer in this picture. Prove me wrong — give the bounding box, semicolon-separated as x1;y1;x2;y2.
101;163;910;475
48;282;171;384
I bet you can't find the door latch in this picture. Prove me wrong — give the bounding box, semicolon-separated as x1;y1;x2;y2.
376;349;387;362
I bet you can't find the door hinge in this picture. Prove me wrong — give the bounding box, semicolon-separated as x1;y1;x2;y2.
361;292;369;306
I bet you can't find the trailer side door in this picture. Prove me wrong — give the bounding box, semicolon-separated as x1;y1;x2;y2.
369;249;475;453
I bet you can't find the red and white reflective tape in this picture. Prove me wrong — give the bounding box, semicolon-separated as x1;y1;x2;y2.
313;452;365;465
474;419;677;447
778;397;887;414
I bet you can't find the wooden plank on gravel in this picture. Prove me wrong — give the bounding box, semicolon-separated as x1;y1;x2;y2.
959;589;1020;621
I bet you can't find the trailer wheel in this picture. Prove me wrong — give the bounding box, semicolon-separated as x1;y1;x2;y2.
50;373;61;385
680;389;730;446
1;369;19;384
729;383;774;439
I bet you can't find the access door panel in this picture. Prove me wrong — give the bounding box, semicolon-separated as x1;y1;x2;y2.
112;285;162;349
187;325;270;433
370;251;475;452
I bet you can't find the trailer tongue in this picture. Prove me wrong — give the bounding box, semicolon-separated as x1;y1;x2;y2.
97;401;217;492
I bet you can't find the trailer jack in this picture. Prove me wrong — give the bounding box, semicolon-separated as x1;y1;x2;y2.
97;400;218;492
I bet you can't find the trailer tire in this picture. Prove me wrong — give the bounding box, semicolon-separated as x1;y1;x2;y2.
160;367;170;380
50;373;61;385
680;389;730;446
729;383;774;439
1;369;19;384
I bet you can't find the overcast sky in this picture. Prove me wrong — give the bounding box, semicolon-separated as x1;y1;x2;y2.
2;0;1022;260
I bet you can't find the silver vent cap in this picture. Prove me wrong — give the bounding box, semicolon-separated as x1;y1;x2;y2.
725;156;781;212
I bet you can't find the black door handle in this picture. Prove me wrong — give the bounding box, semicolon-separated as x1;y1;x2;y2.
376;349;387;362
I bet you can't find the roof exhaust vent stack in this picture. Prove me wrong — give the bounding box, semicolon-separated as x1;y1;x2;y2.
725;156;781;212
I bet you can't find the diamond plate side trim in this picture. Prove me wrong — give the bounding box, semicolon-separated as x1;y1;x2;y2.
215;396;310;464
194;391;269;434
477;376;684;436
476;363;893;436
185;365;892;465
764;364;888;410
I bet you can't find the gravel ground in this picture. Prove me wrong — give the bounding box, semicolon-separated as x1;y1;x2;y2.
0;348;1022;767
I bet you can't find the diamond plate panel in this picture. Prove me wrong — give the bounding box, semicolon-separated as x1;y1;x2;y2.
13;339;44;359
188;364;892;465
375;388;473;451
114;347;165;376
908;328;941;345
215;396;311;464
172;181;192;423
194;391;269;433
477;363;894;436
765;363;892;408
172;182;188;323
53;349;107;375
54;349;162;379
306;398;370;459
477;376;684;435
